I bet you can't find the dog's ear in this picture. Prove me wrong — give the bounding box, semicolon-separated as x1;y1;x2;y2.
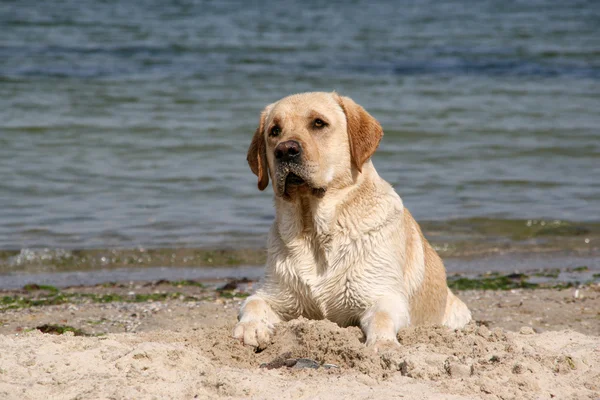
335;94;383;172
247;107;271;191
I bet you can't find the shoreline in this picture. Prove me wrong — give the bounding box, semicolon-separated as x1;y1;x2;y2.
1;244;598;273
0;265;598;291
1;217;598;273
1;248;598;291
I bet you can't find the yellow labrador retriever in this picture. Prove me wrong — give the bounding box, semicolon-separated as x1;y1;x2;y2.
234;92;471;350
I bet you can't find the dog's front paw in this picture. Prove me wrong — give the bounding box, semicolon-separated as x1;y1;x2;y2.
232;320;273;349
366;337;400;353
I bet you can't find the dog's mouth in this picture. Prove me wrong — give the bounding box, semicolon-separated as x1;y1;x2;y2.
285;172;306;188
283;172;308;199
276;167;326;200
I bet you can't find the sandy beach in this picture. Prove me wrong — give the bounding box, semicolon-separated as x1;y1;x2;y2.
2;0;600;398
1;280;599;399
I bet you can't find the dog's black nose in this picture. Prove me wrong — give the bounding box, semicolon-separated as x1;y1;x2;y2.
274;140;302;162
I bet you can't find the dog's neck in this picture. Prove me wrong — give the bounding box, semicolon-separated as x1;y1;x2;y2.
273;161;387;244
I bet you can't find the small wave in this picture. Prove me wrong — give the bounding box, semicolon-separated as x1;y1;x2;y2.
7;248;74;267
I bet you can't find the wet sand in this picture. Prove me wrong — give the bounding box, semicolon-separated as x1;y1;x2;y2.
1;280;599;336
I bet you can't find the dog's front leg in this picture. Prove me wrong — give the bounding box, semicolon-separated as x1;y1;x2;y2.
360;294;410;351
233;295;281;349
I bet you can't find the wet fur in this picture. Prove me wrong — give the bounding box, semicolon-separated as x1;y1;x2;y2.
236;92;471;349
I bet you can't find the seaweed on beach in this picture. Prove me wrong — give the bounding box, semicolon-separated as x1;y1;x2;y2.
23;284;59;293
36;324;89;336
532;269;561;279
216;278;252;299
0;283;194;311
448;274;539;291
570;266;589;272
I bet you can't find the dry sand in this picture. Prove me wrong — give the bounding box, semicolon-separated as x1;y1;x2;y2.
1;283;599;399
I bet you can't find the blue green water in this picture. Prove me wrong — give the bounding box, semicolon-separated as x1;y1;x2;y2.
1;0;599;251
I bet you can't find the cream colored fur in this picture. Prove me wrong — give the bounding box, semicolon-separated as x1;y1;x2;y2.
234;92;471;350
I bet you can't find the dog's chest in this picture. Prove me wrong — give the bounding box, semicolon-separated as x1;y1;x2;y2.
284;236;372;325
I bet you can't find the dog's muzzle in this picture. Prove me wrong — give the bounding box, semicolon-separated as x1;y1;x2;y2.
273;140;326;199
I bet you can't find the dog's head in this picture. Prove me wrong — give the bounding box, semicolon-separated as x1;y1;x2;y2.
247;92;383;200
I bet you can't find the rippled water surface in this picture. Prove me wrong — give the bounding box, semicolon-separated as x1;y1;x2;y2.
1;0;599;250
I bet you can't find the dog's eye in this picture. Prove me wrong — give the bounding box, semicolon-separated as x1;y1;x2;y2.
313;119;326;128
269;126;281;137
